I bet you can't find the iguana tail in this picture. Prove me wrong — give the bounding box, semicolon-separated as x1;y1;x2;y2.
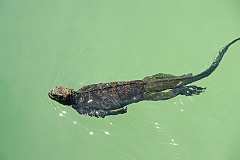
190;37;240;82
144;38;240;92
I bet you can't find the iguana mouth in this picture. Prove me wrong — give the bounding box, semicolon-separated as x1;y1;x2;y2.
48;91;55;99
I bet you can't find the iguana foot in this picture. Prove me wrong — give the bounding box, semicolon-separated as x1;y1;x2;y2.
178;85;206;96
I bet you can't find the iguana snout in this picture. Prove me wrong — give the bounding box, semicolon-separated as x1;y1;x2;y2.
48;86;73;105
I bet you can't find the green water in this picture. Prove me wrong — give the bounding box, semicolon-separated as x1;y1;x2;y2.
1;1;240;160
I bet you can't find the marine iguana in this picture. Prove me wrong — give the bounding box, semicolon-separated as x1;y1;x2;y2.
48;38;240;118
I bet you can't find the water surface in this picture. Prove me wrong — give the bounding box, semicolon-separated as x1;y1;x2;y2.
1;1;240;160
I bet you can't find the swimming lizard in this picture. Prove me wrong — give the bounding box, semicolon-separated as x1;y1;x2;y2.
48;38;240;118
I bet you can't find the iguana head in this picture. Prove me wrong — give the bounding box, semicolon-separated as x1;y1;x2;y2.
48;86;74;105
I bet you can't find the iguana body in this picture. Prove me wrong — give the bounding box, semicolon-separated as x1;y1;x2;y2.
48;38;240;118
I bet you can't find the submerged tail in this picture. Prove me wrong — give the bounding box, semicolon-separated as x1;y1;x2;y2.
190;37;240;82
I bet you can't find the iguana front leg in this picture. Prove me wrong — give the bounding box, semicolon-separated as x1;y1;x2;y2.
96;108;127;118
143;85;206;101
74;107;127;118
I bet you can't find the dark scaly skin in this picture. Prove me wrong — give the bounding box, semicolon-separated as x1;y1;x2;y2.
48;81;146;118
48;38;240;118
